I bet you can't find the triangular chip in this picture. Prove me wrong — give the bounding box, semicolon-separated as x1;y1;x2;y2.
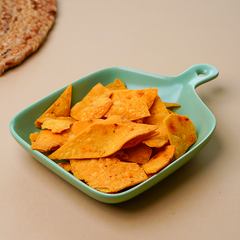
58;162;72;172
30;129;74;152
164;102;181;108
41;117;76;133
35;84;72;128
142;145;175;174
124;143;152;164
108;150;129;160
70;83;112;120
29;132;39;145
72;95;113;121
105;78;127;91
103;115;133;124
110;88;158;109
71;116;132;136
104;96;150;120
48;122;158;160
163;113;197;159
70;158;148;193
121;129;159;149
71;119;103;136
143;95;170;148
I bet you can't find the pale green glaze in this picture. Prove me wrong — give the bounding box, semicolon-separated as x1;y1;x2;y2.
9;64;219;204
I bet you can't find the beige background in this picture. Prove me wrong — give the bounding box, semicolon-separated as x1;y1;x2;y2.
1;0;240;239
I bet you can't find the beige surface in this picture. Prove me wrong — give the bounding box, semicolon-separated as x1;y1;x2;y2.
1;0;240;239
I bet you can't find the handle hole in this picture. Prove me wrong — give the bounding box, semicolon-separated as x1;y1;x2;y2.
196;69;208;77
198;73;206;77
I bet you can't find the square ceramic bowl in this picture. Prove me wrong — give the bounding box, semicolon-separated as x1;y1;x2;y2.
9;64;219;204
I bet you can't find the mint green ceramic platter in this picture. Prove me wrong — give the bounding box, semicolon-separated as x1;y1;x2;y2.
9;64;218;204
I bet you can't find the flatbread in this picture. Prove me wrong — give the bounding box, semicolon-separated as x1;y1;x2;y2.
0;0;57;75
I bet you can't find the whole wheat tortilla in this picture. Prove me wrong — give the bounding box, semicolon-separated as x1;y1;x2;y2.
0;0;57;75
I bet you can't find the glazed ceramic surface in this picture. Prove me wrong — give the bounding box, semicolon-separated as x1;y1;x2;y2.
9;64;219;203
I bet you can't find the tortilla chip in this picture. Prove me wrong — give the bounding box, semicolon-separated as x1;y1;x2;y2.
110;88;158;109
143;95;170;147
122;130;159;149
167;109;176;114
70;157;148;193
41;117;76;133
142;145;175;174
142;137;168;149
105;78;127;91
104;115;133;124
58;162;72;172
104;96;150;120
164;102;181;108
48;122;158;160
163;114;197;159
30;129;73;152
70;83;112;120
29;132;39;145
35;84;72;128
71;116;132;136
72;95;113;121
71;119;102;136
124;143;152;164
109;150;129;160
70;159;98;180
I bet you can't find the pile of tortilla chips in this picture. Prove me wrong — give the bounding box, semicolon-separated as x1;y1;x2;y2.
30;78;197;193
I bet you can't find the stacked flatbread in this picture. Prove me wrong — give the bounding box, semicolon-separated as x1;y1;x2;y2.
0;0;57;75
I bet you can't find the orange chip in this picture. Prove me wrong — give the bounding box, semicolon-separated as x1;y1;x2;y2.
30;129;73;152
70;158;148;193
71;119;102;136
104;115;133;124
122;130;159;149
72;95;112;121
105;78;127;91
41;117;76;133
35;84;72;128
48;122;158;160
142;145;175;174
109;150;129;160
143;95;170;148
71;116;132;136
104;96;150;120
58;162;72;172
124;143;152;164
70;83;112;120
70;159;98;180
167;109;176;114
29;132;39;145
142;137;168;149
164;102;181;108
110;88;158;109
163;113;197;159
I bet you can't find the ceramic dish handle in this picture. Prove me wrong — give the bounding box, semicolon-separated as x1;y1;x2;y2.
178;63;219;89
